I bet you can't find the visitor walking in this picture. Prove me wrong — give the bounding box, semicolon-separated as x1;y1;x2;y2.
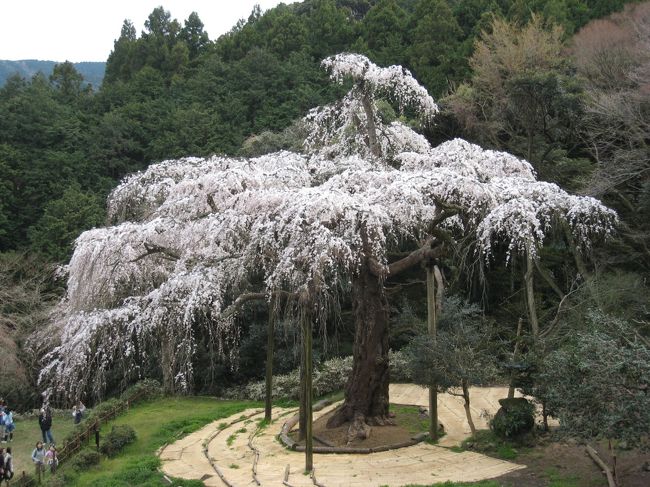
45;445;58;474
31;441;46;480
2;447;12;484
38;408;54;445
0;448;4;483
0;411;5;445
72;400;85;424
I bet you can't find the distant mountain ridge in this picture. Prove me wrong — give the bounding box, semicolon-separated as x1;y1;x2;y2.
0;60;105;88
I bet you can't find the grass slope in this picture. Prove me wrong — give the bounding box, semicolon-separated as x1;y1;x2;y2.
8;413;77;478
44;397;257;486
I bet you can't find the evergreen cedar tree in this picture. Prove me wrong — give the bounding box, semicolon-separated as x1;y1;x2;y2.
34;54;616;441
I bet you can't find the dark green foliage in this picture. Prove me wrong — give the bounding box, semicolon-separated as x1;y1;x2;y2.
68;447;101;470
490;398;535;438
100;424;137;457
28;185;105;262
535;311;650;448
407;0;465;96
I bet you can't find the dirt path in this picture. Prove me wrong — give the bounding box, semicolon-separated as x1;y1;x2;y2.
159;385;526;487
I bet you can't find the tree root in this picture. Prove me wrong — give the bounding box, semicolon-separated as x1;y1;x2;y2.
344;412;395;445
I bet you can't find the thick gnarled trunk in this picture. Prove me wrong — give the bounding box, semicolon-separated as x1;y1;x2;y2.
327;266;391;442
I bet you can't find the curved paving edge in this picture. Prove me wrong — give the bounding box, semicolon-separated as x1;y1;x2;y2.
160;385;528;487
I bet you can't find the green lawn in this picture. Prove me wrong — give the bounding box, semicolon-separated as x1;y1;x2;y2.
8;412;77;479
58;396;258;487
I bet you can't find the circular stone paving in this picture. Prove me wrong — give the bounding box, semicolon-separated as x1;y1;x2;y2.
159;384;526;487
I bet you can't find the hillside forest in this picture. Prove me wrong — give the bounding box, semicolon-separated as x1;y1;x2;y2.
0;0;649;451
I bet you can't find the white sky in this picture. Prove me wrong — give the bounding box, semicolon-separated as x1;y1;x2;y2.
1;1;295;62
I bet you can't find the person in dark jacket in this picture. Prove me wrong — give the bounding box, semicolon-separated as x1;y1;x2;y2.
38;408;54;445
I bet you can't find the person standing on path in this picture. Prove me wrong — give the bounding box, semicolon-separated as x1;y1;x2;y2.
38;408;54;445
45;445;58;474
31;441;46;480
2;410;13;442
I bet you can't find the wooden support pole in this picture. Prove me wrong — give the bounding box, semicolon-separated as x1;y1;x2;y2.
298;345;306;441
426;264;438;442
303;308;314;472
264;297;276;422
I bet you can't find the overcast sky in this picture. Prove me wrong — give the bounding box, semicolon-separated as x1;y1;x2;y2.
1;1;295;62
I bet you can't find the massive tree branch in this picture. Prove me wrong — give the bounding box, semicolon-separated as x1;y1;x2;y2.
220;290;297;321
131;242;180;263
368;242;444;278
427;209;458;231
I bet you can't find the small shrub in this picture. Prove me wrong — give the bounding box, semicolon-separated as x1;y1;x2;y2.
100;424;137;457
68;447;101;470
490;398;535;439
84;398;120;423
120;379;162;404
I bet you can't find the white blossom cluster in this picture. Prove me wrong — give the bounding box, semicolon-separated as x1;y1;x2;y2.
37;54;616;398
321;53;439;118
304;54;438;160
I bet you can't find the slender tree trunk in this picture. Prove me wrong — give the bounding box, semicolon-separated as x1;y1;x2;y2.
508;318;524;399
524;249;539;339
461;379;476;436
161;334;174;393
361;92;381;158
326;266;390;442
562;223;592;282
264;299;275;422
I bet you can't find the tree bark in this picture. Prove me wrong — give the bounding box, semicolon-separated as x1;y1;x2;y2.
361;92;381;158
326;265;391;443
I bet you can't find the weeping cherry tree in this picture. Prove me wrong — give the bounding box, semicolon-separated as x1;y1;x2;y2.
34;54;615;443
